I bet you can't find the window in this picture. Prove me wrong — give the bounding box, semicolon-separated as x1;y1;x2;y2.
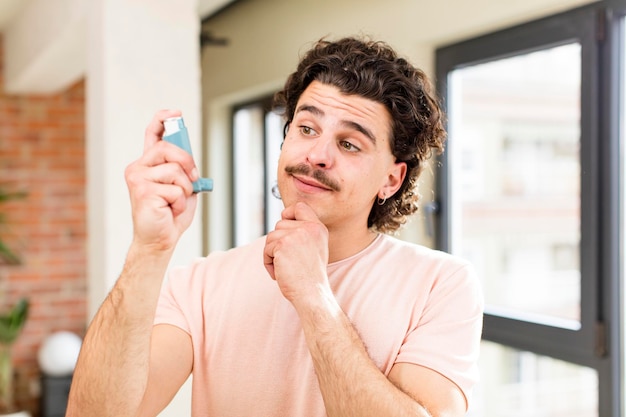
469;342;598;416
232;97;283;246
437;4;622;416
447;43;582;329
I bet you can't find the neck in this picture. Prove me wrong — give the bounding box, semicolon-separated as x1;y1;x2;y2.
327;226;378;263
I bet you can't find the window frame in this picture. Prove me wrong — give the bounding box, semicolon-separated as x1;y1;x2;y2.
435;3;622;416
601;2;626;415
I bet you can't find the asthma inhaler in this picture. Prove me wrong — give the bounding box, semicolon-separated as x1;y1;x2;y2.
163;117;213;193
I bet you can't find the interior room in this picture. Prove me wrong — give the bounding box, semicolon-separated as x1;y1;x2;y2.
0;0;623;416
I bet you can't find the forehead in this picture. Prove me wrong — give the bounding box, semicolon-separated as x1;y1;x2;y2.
295;81;392;141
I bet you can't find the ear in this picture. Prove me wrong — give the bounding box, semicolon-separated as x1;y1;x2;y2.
378;161;407;199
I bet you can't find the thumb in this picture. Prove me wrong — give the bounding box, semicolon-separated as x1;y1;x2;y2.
287;202;320;223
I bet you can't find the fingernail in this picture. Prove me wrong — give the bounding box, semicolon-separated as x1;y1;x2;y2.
191;168;199;181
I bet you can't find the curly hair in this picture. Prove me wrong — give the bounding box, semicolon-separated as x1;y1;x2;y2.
273;37;446;233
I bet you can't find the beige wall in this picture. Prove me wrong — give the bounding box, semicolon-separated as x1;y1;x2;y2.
200;0;597;249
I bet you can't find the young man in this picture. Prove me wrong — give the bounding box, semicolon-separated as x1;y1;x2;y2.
67;37;483;417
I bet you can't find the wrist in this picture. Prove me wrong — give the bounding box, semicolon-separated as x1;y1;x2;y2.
110;242;173;314
120;241;174;287
292;284;343;327
128;237;176;260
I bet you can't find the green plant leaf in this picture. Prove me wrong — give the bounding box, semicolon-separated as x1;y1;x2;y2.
0;190;27;203
0;186;27;265
0;241;20;265
0;299;29;345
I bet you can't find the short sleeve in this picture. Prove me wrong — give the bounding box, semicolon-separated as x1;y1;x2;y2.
395;262;484;406
153;264;195;335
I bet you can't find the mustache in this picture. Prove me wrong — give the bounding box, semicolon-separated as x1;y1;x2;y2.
285;163;341;192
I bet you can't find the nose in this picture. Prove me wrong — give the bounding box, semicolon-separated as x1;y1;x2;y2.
306;135;334;169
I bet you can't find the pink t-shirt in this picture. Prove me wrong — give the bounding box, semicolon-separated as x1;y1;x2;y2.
155;233;483;416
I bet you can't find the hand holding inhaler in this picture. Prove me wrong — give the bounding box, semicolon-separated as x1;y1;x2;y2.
163;117;213;193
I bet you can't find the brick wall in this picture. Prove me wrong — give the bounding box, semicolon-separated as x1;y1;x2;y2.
0;36;86;416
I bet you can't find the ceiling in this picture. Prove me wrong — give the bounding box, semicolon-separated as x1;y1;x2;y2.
0;0;234;32
0;0;22;31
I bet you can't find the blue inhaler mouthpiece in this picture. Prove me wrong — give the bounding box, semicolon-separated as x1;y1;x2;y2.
163;117;213;193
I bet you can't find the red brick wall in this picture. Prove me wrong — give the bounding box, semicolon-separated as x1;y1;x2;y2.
0;36;87;416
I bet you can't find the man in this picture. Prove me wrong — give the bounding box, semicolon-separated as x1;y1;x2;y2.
67;37;483;417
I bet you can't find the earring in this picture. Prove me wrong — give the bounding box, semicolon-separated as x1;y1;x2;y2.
377;194;387;205
271;182;282;200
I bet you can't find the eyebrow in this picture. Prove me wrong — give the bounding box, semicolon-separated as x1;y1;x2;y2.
295;104;377;145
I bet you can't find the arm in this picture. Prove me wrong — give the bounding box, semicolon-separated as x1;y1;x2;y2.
297;291;466;417
67;109;198;417
264;203;467;417
67;250;194;417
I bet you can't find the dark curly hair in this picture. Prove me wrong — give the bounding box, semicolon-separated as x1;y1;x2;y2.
273;37;446;233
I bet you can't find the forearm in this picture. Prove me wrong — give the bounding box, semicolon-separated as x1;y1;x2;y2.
66;243;173;417
296;287;431;417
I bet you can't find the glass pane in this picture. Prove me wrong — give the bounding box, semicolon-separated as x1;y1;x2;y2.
448;43;581;328
468;341;598;417
265;111;284;230
233;106;265;246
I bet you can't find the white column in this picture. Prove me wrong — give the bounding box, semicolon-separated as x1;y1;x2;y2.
87;1;201;414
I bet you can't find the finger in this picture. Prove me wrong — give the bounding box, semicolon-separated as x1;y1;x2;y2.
141;140;199;183
144;109;183;152
126;157;194;198
143;161;195;196
153;183;190;217
280;205;296;221
271;216;302;233
167;187;189;218
284;202;320;223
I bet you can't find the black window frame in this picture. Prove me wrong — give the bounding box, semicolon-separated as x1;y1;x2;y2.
601;1;626;415
435;3;623;416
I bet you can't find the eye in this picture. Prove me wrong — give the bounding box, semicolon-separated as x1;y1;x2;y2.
299;125;317;136
340;140;360;152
